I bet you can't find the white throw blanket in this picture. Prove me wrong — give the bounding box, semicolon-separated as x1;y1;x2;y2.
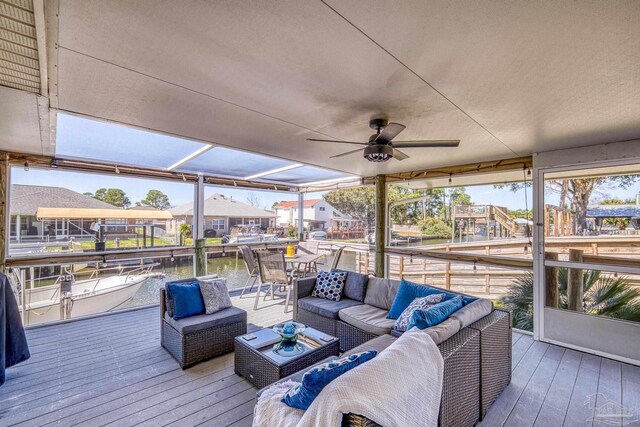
254;380;305;427
252;328;444;427
299;328;444;427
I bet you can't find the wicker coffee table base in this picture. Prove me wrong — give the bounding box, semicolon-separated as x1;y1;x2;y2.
234;335;340;390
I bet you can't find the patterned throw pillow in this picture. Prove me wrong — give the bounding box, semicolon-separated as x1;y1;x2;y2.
199;278;232;314
312;270;347;302
282;350;377;410
393;293;445;332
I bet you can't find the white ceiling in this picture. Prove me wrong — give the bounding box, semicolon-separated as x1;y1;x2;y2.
0;87;48;155
1;0;639;178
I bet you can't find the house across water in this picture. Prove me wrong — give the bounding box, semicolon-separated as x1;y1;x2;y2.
168;193;276;237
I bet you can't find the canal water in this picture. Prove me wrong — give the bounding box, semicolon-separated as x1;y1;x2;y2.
124;251;355;309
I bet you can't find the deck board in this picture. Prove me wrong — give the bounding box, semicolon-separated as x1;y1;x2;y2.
1;295;638;427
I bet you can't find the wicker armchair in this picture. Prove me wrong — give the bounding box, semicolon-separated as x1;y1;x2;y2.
160;285;247;369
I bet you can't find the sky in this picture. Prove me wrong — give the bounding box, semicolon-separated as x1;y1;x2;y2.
12;165;640;211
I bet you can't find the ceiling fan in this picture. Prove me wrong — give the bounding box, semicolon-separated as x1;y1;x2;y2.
307;118;460;162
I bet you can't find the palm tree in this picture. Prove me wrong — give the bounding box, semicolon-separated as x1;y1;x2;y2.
501;269;640;331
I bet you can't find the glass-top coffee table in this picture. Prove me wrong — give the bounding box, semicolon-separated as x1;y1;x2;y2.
234;325;339;389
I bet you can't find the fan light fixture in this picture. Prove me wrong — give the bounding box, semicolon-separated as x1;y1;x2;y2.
363;145;393;162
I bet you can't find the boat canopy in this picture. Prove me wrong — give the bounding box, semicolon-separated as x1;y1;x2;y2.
36;207;173;220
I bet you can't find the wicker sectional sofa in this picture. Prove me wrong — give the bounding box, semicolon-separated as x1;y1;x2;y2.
287;272;512;427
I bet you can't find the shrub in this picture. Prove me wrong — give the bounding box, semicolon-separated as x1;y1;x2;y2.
418;217;452;239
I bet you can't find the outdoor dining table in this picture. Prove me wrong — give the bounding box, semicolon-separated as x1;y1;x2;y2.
285;253;323;277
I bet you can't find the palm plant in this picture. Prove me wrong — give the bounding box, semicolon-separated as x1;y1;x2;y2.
501;269;640;331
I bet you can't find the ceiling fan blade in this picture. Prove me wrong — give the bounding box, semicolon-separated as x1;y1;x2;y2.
375;122;406;142
330;147;366;159
392;140;460;148
392;148;410;161
307;138;368;146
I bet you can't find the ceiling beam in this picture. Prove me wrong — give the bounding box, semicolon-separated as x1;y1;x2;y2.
6;151;296;192
380;156;533;183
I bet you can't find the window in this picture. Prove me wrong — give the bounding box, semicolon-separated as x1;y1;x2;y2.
542;163;640;324
319;206;325;211
209;219;225;230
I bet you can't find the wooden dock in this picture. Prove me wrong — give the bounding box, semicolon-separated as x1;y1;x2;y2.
1;294;638;426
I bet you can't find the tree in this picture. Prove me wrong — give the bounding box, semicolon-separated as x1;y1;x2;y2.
246;192;261;208
508;209;533;220
137;189;170;210
501;270;640;331
323;185;473;231
92;188;131;208
323;187;377;229
179;222;192;238
83;192;94;197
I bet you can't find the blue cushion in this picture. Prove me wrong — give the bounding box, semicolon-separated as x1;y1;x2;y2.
407;296;464;330
387;278;476;319
282;350;377;410
167;281;205;320
333;269;368;302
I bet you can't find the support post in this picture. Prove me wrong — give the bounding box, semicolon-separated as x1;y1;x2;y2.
544;252;558;308
297;192;304;241
0;153;7;273
374;175;386;278
195;238;207;277
194;175;205;241
193;175;206;277
15;214;21;243
567;249;584;311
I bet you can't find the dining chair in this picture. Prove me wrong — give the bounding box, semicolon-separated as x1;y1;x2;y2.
297;241;320;273
238;245;259;298
254;250;293;312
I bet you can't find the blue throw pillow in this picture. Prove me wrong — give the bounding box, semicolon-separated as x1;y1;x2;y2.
407;296;464;330
387;278;476;319
282;350;377;410
167;281;205;320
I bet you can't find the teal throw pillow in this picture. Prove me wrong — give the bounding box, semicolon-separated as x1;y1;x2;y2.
387;278;476;319
407;295;464;330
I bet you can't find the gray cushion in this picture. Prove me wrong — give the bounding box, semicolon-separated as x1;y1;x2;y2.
338;304;396;336
199;278;232;314
343;333;397;356
422;318;462;345
363;277;401;310
335;270;368;302
390;317;461;345
297;296;362;319
450;299;493;328
163;306;246;335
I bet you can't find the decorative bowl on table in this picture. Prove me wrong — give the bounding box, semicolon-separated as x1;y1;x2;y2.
272;322;306;356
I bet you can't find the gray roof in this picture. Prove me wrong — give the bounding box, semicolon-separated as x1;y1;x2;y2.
10;184;117;216
587;204;640;218
170;193;275;218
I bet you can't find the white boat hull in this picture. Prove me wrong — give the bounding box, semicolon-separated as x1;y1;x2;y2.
21;274;157;326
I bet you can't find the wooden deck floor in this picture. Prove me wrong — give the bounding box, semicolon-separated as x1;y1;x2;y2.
2;294;639;427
